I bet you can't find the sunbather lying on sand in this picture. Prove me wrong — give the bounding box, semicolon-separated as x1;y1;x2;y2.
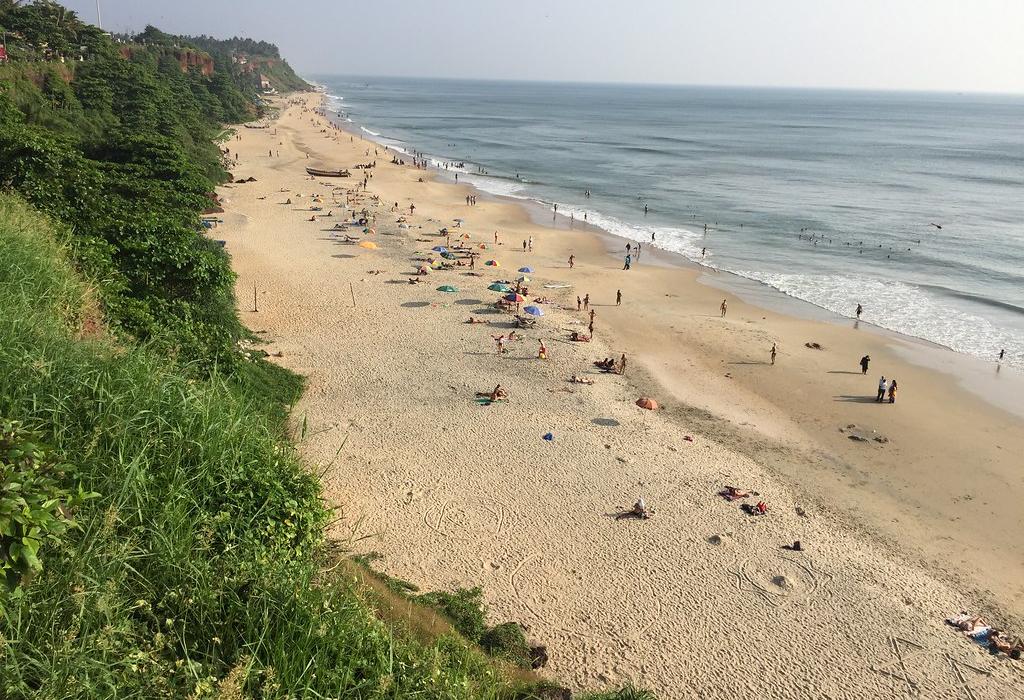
720;486;753;501
475;385;508;403
570;331;591;342
988;630;1023;659
947;613;988;633
570;375;594;384
740;501;768;515
616;497;653;520
594;358;616;371
465;317;488;324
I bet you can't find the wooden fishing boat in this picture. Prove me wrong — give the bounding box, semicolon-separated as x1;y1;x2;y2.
305;167;351;178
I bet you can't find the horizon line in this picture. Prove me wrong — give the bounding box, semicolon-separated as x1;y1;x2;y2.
300;71;1024;98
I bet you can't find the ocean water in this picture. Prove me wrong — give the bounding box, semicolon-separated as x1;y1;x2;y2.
317;77;1024;368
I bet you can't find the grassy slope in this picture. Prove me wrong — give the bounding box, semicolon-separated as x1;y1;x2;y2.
0;193;560;698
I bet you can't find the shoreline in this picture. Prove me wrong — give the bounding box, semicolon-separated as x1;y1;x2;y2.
325;91;1024;378
216;93;1024;697
330;111;1024;421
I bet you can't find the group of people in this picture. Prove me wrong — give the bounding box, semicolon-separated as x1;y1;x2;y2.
876;375;898;403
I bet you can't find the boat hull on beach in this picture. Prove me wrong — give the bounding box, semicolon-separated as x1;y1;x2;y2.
306;167;351;177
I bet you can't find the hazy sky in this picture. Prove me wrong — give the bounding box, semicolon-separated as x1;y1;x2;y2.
62;0;1024;93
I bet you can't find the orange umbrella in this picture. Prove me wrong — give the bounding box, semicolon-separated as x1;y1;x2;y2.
636;397;657;432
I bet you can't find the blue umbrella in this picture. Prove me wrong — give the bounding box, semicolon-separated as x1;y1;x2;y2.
432;246;448;253
518;266;534;273
524;305;544;316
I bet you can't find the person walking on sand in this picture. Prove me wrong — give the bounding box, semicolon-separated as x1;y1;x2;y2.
538;340;548;360
568;254;575;269
589;318;595;336
409;203;416;215
856;303;863;320
860;354;871;374
619;353;627;375
720;299;728;317
877;376;887;402
577;296;582;311
528;236;534;252
583;294;590;311
616;289;622;306
888;379;898;404
589;309;596;326
623;254;632;270
494;335;507;355
770;342;777;365
494;231;499;244
522;239;527;252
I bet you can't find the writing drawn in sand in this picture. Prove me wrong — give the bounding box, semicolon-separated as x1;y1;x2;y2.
869;636;1002;699
730;554;831;608
423;495;507;541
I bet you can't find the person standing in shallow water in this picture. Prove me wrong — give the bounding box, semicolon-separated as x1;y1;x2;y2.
856;303;863;320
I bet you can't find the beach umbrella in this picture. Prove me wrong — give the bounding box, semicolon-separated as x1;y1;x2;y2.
432;246;448;252
358;241;378;250
516;275;531;283
488;283;511;292
504;293;525;303
524;305;544;317
436;285;459;293
636;396;658;432
518;266;534;273
485;259;500;267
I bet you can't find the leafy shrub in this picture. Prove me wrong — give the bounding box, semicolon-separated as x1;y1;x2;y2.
480;622;532;668
0;420;96;590
417;587;490;642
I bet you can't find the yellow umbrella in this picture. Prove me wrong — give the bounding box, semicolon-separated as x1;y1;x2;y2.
359;241;378;250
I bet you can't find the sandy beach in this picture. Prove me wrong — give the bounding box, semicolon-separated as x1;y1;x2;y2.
214;93;1024;698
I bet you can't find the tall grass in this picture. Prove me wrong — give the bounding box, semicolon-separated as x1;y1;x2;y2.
0;194;651;699
0;194;547;698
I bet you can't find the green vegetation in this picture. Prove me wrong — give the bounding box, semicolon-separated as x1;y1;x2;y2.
0;0;306;373
0;194;535;697
0;3;652;697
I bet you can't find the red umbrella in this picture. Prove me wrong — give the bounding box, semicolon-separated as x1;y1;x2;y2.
636;397;658;432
